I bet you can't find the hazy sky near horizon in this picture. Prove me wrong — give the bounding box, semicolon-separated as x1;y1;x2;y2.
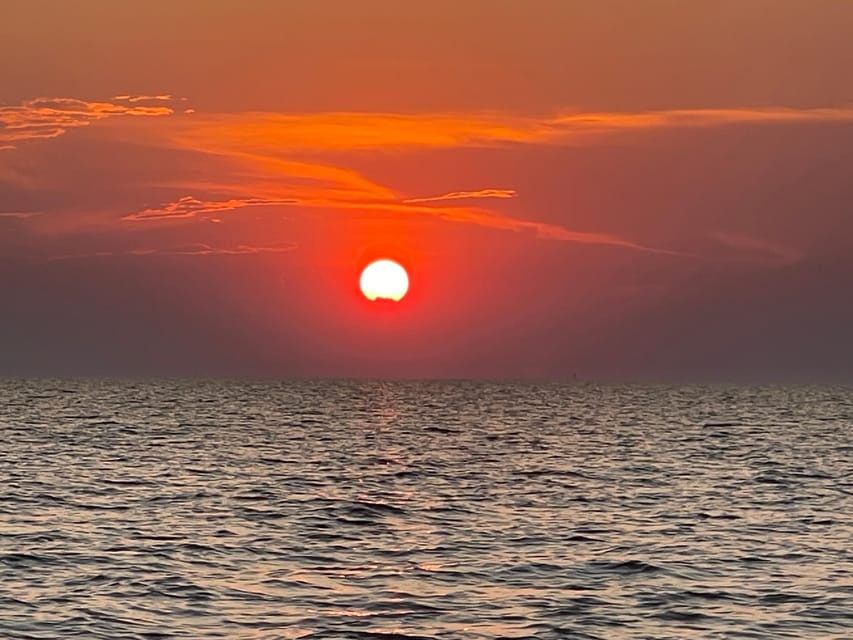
2;1;853;380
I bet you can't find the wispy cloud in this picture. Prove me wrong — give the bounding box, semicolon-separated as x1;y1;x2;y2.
546;106;853;137
106;103;848;256
49;242;297;261
137;243;297;256
0;96;173;148
152;105;853;154
368;200;685;254
114;113;672;251
0;211;39;219
124;190;682;256
122;195;300;221
10;97;848;259
404;189;517;204
112;94;173;103
711;232;803;266
6;98;849;154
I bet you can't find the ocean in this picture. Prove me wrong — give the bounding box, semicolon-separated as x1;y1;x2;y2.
1;379;851;639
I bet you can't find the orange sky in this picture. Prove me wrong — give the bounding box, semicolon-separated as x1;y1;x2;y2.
2;1;853;380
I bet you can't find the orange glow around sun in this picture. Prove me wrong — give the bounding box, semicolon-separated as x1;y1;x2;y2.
359;259;409;302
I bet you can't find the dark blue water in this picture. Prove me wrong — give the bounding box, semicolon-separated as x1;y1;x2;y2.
1;380;851;638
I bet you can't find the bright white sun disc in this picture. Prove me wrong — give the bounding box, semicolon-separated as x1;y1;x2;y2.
359;259;409;302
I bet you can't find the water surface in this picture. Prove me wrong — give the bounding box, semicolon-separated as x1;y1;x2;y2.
1;380;851;638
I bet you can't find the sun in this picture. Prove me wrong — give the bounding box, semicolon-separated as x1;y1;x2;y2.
360;259;409;302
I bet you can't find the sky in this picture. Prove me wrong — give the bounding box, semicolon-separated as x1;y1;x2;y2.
2;0;853;381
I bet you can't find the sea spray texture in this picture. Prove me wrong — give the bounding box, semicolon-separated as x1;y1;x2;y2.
0;380;851;639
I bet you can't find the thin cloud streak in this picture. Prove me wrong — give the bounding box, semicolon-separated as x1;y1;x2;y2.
113;94;173;102
0;211;39;219
351;200;687;255
154;105;853;153
123;195;300;221
547;106;853;135
711;232;804;267
404;189;518;204
49;242;298;261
